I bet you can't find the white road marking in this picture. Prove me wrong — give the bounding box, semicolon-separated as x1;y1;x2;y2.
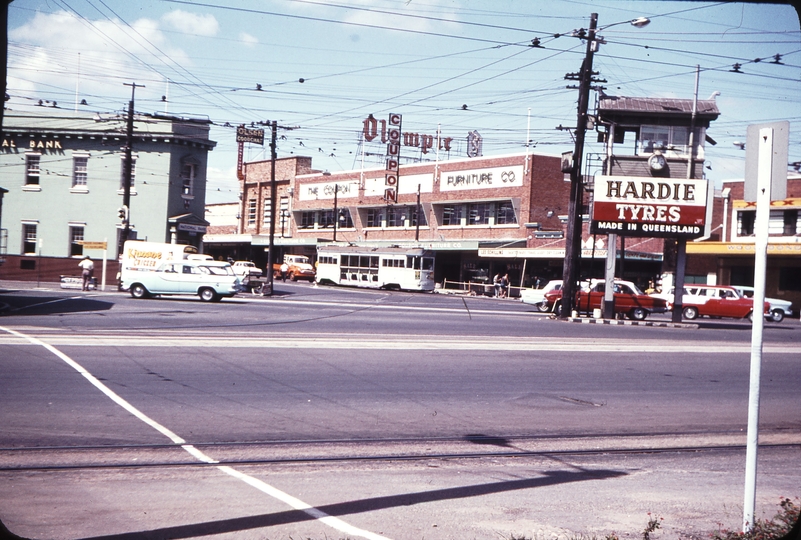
0;332;797;354
0;325;391;540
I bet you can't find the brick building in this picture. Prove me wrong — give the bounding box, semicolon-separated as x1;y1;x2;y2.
203;150;666;292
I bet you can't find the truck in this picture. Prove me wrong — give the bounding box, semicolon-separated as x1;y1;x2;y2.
273;254;316;281
119;241;241;302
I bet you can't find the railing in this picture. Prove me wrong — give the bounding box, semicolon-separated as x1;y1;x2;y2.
0;228;7;265
438;279;523;299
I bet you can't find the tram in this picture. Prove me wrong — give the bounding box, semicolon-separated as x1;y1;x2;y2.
316;244;435;291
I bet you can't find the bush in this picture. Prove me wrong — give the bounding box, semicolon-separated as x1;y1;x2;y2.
710;498;800;540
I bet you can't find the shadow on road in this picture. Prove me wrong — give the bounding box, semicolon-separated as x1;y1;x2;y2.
77;468;627;540
0;294;114;316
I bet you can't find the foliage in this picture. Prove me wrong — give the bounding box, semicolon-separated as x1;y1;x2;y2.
710;498;800;540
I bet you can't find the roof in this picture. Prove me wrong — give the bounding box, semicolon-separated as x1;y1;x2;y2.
598;96;720;121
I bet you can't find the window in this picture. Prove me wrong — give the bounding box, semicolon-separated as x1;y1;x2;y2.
70;226;85;257
738;210;755;236
468;203;491;226
263;198;272;227
640;125;691;154
779;267;801;292
247;199;257;226
120;155;137;190
783;210;799;236
410;205;426;227
319;209;334;228
279;196;290;236
337;209;353;228
442;205;463;226
180;161;196;196
386;206;404;228
366;208;383;228
25;154;40;185
300;211;315;229
22;223;37;254
495;201;517;225
72;155;88;188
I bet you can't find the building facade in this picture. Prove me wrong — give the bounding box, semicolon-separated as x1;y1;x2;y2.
0;110;216;282
203;152;579;290
686;171;801;311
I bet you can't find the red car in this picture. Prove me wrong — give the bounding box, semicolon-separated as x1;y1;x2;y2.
544;279;668;320
654;285;770;321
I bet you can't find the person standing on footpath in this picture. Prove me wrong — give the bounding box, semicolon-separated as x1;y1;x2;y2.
280;261;289;282
78;256;94;291
500;273;509;298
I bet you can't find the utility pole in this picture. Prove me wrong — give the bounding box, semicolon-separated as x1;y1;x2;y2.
415;184;421;241
266;121;277;296
560;13;598;318
333;184;339;242
119;82;144;257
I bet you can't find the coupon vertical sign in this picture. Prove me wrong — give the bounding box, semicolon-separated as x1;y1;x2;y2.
385;113;401;203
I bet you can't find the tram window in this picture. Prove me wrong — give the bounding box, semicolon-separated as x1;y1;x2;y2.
422;258;434;270
407;256;421;270
370;256;379;268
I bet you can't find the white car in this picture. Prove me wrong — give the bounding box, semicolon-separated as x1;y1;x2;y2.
731;285;793;323
231;261;263;278
520;280;562;311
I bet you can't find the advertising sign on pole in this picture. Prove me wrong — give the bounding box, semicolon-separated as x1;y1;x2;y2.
591;175;708;238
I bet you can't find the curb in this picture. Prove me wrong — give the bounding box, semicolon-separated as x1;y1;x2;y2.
555;315;697;328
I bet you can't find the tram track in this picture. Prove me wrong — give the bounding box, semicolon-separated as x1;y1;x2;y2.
3;431;799;472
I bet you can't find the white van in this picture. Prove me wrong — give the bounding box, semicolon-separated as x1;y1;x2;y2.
119;241;241;302
123;259;242;302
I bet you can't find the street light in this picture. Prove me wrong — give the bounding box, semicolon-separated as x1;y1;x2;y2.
560;13;649;319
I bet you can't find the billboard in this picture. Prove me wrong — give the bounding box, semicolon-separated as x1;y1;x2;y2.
591;175;708;238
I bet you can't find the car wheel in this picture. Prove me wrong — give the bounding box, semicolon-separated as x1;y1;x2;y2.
537;299;550;312
769;309;784;323
682;306;699;320
289;272;297;281
130;284;149;299
629;307;648;321
199;288;218;302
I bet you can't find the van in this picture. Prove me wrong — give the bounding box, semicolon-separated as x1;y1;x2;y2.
120;240;241;302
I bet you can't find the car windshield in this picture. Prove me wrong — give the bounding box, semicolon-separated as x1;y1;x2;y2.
202;265;235;276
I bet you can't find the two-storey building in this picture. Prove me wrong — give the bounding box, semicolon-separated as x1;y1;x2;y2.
0;110;216;282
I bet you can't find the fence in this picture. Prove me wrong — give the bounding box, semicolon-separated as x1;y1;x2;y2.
438;279;525;299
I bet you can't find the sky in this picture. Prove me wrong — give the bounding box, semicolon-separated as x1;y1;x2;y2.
6;0;801;204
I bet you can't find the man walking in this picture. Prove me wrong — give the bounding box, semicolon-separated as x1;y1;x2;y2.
78;256;94;291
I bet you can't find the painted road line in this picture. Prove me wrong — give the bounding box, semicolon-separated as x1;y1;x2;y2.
1;333;798;354
0;325;391;540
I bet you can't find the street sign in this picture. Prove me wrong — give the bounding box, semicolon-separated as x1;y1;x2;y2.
744;121;789;202
79;241;107;250
236;125;265;145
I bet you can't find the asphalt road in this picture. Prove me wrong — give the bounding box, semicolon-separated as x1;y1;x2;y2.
1;281;799;540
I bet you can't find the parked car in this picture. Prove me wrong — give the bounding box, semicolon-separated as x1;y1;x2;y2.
544;279;668;320
520;280;562;311
231;261;263;278
652;285;770;321
731;285;793;323
125;260;242;302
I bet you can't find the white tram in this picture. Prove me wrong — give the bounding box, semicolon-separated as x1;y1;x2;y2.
315;245;435;291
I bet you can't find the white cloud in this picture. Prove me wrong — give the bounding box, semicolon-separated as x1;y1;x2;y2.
7;10;191;111
239;32;259;47
161;10;219;37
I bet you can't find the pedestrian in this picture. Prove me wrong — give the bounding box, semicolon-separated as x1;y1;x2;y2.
493;273;502;298
500;273;509;298
280;261;289;282
78;256;94;291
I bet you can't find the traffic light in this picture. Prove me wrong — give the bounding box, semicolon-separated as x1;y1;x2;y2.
118;205;129;223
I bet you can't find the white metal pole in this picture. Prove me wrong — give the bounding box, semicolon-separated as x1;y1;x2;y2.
101;238;107;291
743;127;773;532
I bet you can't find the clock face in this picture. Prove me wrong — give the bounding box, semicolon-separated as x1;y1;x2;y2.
648;154;666;171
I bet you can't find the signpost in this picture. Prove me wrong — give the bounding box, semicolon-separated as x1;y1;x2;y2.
742;122;789;533
78;240;108;290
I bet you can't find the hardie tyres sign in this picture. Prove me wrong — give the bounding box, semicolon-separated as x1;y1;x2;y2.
591;175;709;238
